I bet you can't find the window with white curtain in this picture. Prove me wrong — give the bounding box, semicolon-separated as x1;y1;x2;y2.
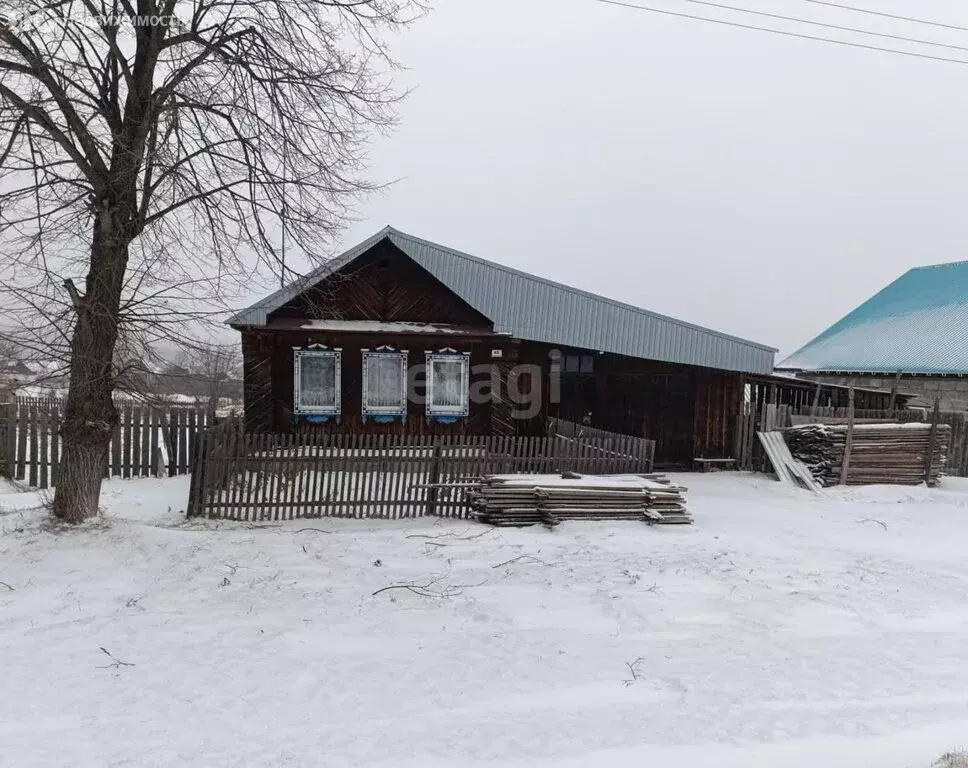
426;351;469;417
362;348;408;417
293;347;341;415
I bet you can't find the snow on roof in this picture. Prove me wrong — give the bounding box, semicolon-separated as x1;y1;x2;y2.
294;320;486;335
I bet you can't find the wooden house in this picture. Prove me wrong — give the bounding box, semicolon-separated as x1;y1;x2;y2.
228;227;777;467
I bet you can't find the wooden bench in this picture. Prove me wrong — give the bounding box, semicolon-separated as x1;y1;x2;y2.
693;457;738;472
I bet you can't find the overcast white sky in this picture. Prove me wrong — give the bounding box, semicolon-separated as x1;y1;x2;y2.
285;0;968;360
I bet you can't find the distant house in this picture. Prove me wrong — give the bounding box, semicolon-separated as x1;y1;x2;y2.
0;358;65;398
229;227;777;467
0;358;32;379
778;260;968;411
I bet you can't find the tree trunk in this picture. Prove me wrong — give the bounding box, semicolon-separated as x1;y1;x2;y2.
51;207;130;523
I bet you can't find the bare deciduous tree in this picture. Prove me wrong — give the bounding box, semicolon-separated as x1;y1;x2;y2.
176;342;240;411
0;0;420;522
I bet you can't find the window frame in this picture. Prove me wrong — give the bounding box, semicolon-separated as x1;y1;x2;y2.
361;346;409;418
293;345;342;416
425;349;470;418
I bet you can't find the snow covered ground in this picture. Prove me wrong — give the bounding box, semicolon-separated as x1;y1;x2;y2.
2;472;968;767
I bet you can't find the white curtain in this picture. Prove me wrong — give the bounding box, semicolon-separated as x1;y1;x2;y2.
366;355;405;410
432;359;463;408
299;355;336;408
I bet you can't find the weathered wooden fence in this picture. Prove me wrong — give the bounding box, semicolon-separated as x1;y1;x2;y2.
0;397;215;489
736;402;968;478
549;416;642;443
188;426;657;521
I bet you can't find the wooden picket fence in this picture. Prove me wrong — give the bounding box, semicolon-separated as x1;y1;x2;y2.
0;397;216;489
735;403;968;478
187;425;657;521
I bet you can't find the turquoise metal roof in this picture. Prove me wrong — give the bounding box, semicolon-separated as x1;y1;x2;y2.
229;227;776;374
779;260;968;374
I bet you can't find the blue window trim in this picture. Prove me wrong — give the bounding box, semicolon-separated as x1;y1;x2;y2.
294;413;341;425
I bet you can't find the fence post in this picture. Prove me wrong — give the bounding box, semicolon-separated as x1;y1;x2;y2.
425;439;443;517
810;380;821;417
186;427;209;518
888;371;902;415
839;385;855;486
0;401;11;479
924;395;941;486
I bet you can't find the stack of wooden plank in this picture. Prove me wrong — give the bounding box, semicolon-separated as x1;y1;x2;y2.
784;422;950;487
470;473;691;527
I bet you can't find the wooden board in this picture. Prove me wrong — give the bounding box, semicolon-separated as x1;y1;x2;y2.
756;431;822;493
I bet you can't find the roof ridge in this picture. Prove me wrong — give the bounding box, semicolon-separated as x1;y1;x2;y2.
910;258;968;271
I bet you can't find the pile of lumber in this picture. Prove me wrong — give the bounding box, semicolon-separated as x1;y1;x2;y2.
470;473;690;527
783;422;950;487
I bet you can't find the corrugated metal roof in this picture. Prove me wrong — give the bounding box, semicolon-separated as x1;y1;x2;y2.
778;260;968;374
229;226;776;374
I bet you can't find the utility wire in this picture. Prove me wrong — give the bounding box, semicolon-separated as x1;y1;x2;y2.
596;0;968;66
800;0;968;35
674;0;968;54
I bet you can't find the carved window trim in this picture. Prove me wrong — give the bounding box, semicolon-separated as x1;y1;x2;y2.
361;346;409;417
293;345;342;416
425;348;470;418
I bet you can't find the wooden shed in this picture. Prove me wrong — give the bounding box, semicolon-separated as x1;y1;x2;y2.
229;227;777;468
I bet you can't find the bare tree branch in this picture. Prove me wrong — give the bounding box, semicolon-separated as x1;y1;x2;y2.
0;0;424;521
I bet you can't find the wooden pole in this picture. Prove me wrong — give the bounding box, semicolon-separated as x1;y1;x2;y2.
888;370;902;415
810;380;822;417
185;427;208;518
733;375;745;467
924;395;941;486
425;440;443;517
839;385;855;486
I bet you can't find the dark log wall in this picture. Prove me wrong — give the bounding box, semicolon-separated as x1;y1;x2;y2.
490;359;518;438
243;329;743;462
271;240;491;327
693;369;744;462
241;331;274;433
540;347;741;467
243;329;537;436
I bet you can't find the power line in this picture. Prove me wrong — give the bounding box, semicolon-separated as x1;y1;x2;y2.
675;0;968;54
596;0;968;66
800;0;968;35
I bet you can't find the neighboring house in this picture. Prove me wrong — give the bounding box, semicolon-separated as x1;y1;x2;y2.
133;369;243;406
778;260;968;411
228;226;777;467
0;357;33;388
0;359;67;398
